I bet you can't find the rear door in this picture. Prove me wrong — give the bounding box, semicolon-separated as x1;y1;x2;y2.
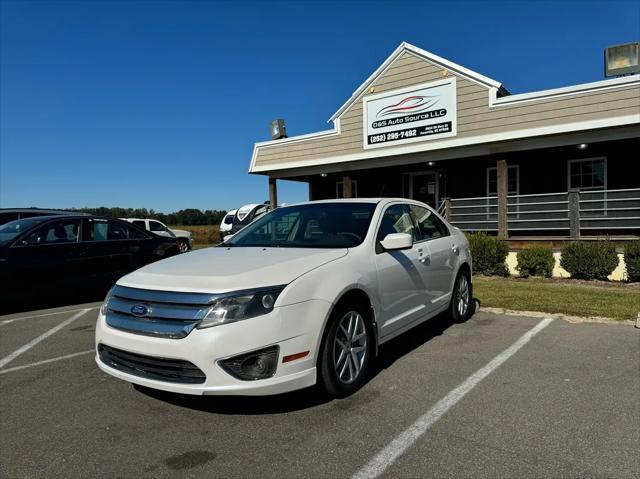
81;218;134;287
410;204;457;311
373;203;428;337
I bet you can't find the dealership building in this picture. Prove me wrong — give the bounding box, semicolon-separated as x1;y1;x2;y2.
250;42;640;241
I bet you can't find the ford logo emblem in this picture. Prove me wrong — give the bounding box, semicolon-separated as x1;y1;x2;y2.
130;304;151;317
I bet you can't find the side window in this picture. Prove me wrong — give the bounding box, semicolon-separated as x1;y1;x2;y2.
149;221;166;232
223;215;235;225
132;220;146;229
24;219;80;245
126;223;149;240
83;219;129;241
376;204;416;242
410;205;450;241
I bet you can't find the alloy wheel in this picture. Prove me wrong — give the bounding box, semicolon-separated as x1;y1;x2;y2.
456;274;469;317
333;311;368;384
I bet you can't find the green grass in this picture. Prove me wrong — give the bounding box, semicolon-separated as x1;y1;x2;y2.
473;277;640;321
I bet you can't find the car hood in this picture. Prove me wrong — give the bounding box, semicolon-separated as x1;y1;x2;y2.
169;228;191;237
117;246;348;293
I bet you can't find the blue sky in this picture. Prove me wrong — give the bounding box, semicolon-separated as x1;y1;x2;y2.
1;0;638;213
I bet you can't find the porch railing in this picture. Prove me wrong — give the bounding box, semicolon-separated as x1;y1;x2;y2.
444;188;640;237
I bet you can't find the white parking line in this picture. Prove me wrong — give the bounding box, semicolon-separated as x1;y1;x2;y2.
0;306;99;326
0;350;93;375
0;309;91;369
352;317;554;479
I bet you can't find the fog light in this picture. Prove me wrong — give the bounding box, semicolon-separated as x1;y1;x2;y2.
219;346;279;380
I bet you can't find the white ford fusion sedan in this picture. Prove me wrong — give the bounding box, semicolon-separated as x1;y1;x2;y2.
95;199;473;397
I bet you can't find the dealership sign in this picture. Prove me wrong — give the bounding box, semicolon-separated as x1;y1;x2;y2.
363;78;457;149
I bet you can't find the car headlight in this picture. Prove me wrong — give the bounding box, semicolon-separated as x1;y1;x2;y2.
197;286;286;329
100;287;115;315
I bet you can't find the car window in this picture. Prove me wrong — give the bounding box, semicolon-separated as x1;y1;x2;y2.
0;218;48;245
125;223;150;239
228;203;376;248
83;219;129;241
24;219;80;245
410;205;450;241
376;204;416;242
223;215;235;225
132;220;146;229
149;221;166;232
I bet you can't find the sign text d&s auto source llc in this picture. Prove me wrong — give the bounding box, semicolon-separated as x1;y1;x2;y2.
363;77;457;149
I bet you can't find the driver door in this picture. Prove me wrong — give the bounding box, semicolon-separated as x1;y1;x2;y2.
373;203;429;338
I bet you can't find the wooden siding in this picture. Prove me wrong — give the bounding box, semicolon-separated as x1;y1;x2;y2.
253;51;640;170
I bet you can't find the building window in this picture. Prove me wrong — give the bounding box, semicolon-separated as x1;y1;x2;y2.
486;165;519;196
336;180;358;198
568;158;606;190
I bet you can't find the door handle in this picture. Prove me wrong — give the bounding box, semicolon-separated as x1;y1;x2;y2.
419;255;430;265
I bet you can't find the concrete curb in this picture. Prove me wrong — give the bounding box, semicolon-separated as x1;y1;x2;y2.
479;306;637;326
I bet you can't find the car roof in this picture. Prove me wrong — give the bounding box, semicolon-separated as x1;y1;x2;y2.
0;208;89;215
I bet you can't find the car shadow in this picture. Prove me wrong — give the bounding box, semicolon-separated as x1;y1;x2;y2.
0;289;107;315
134;300;480;415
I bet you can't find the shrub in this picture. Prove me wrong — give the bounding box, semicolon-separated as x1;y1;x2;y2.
466;232;509;276
560;241;619;281
516;247;555;278
624;240;640;282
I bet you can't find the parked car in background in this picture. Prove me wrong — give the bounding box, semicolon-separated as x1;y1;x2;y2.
0;215;179;313
227;202;271;237
219;209;237;241
122;218;193;253
95;199;472;397
0;208;88;226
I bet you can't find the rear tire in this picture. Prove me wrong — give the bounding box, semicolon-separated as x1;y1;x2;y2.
318;303;373;397
450;270;472;323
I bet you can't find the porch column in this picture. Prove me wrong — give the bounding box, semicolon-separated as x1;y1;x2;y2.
568;189;581;240
269;177;278;209
342;176;353;198
443;197;452;222
496;159;508;239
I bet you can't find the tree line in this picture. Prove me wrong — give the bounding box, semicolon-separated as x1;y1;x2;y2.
68;207;228;226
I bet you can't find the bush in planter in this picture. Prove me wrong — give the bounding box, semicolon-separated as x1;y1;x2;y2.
560;241;618;281
624;240;640;282
466;232;509;276
516;247;555;278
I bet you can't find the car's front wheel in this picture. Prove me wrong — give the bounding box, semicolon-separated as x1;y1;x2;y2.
177;238;190;253
450;270;473;322
318;303;373;397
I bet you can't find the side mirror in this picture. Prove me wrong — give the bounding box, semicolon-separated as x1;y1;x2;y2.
379;232;413;251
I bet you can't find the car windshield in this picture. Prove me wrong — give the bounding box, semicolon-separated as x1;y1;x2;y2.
0;217;48;246
226;202;377;248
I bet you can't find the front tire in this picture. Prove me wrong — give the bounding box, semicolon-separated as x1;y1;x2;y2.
318;303;373;397
177;238;190;253
450;270;472;323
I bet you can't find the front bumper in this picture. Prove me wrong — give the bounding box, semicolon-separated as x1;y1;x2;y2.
95;298;332;395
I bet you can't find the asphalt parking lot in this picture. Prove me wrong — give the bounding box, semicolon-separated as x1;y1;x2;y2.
1;305;638;479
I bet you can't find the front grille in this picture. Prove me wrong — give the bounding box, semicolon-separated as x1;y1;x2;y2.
98;344;206;384
105;285;219;339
